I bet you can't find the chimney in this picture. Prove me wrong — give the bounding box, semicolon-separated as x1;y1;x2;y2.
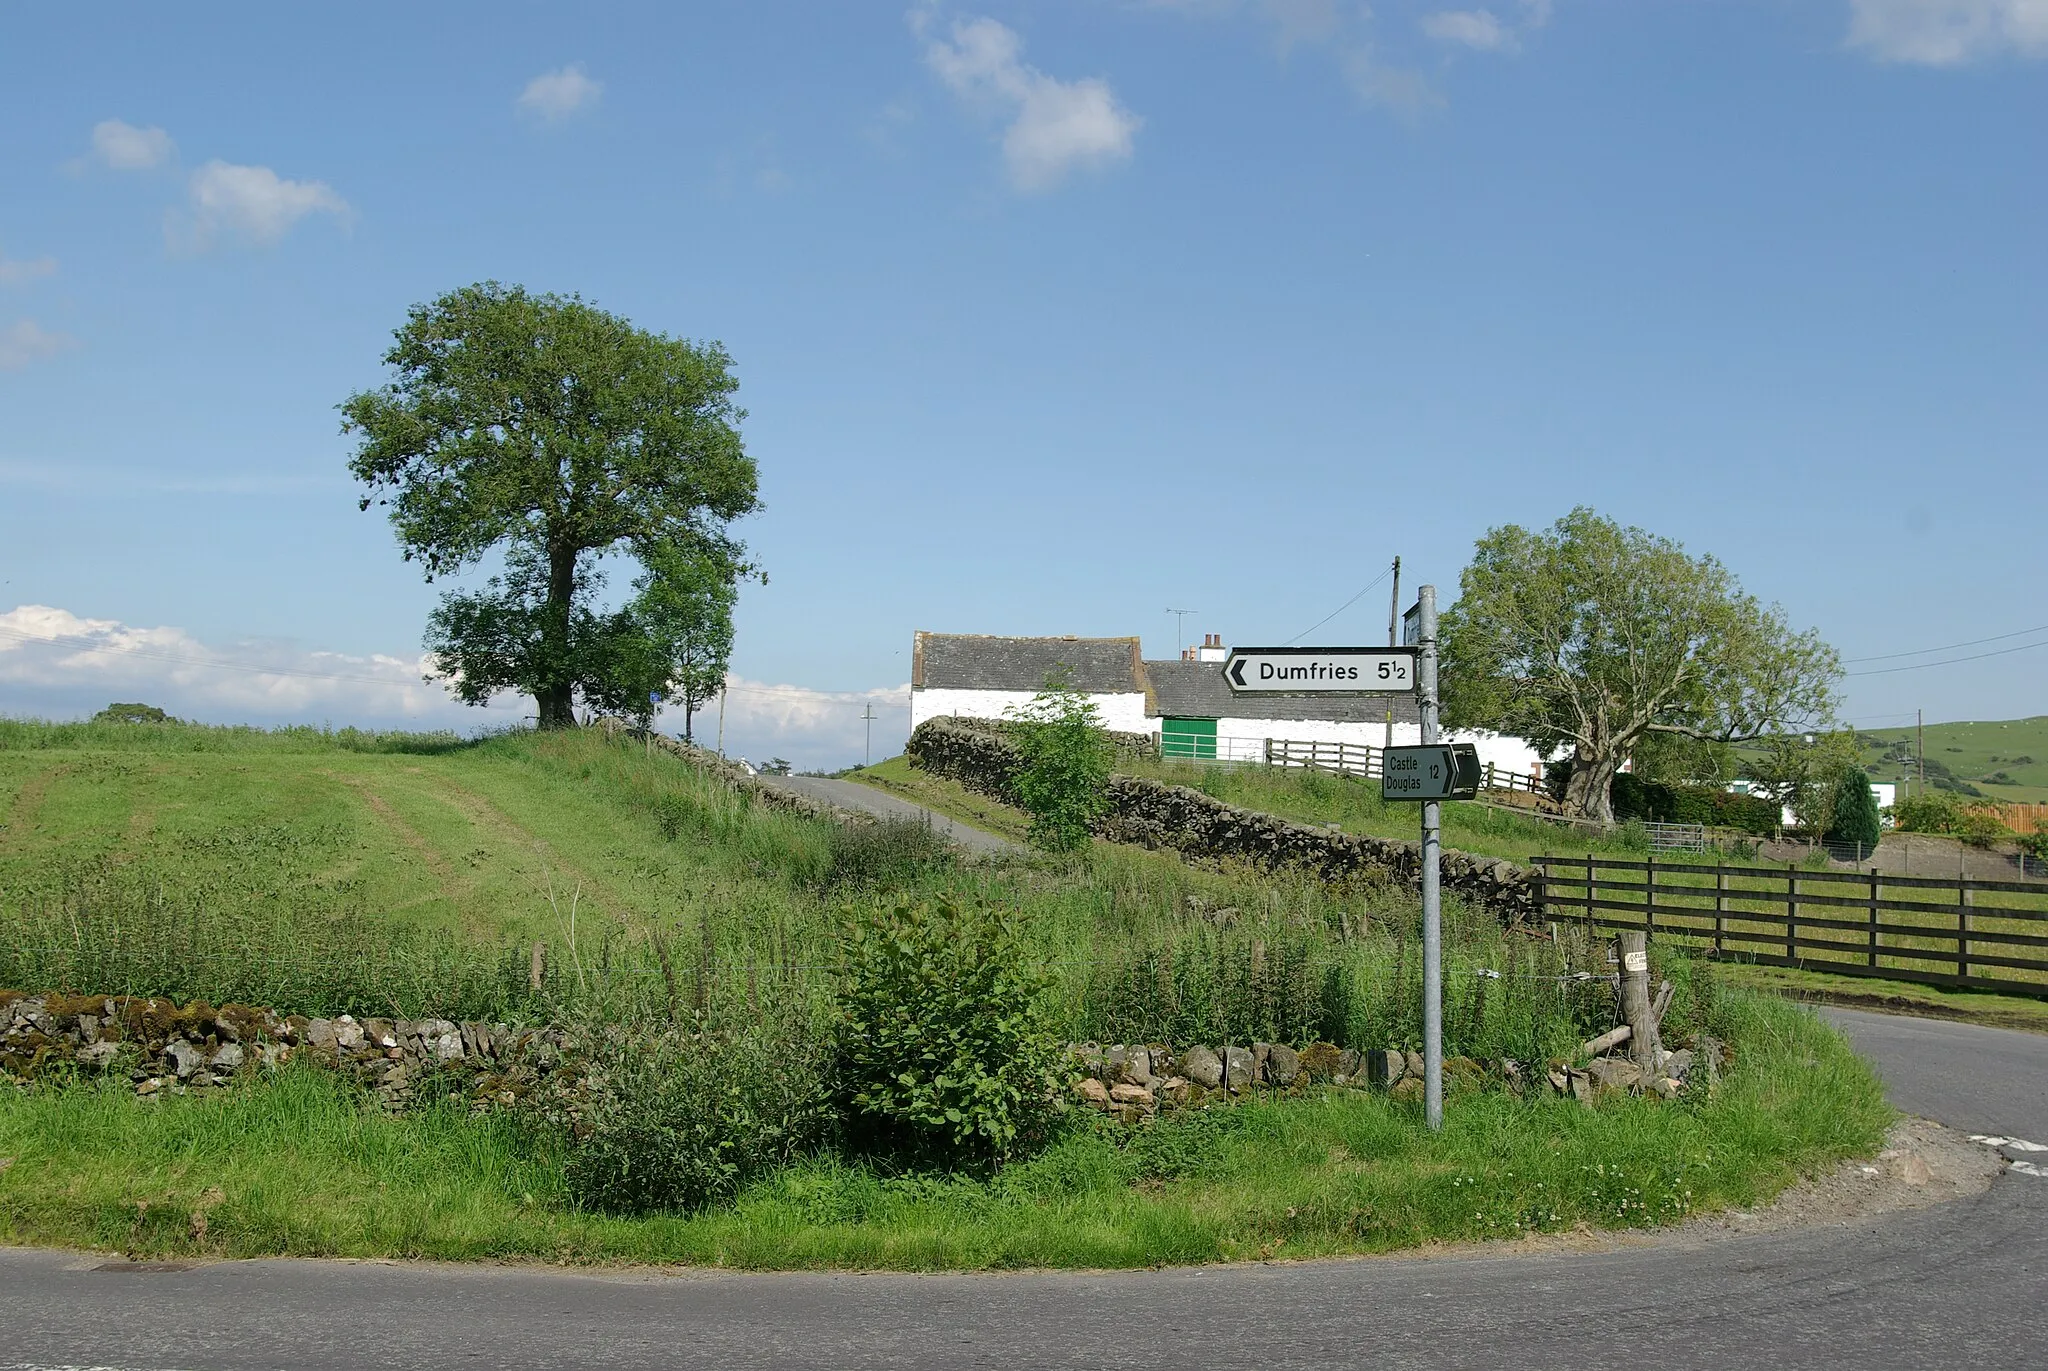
1196;632;1226;664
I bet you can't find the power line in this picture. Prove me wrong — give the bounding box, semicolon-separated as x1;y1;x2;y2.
1285;567;1393;646
1844;622;2048;663
1846;637;2048;677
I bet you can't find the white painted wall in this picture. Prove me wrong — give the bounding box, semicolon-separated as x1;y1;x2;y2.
911;688;1153;735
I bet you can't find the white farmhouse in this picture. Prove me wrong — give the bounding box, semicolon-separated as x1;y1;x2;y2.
909;630;1543;784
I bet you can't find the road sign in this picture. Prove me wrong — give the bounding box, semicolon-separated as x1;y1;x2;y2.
1221;646;1417;694
1381;742;1481;801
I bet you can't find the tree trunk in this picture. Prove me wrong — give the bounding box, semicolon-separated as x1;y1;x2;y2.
537;543;578;729
1563;744;1619;825
684;700;695;743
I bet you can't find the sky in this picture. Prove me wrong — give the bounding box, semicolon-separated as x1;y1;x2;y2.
1;1;2044;768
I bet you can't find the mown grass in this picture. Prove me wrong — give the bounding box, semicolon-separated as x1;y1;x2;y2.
0;989;1886;1270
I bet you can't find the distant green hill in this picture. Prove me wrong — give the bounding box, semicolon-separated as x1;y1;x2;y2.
1852;715;2048;805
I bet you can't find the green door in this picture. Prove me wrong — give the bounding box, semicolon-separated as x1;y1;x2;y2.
1161;717;1218;760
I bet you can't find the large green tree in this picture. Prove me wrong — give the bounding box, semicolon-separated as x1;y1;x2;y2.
343;283;758;727
1441;508;1841;824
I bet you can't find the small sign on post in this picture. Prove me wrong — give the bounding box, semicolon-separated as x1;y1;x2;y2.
1381;743;1481;801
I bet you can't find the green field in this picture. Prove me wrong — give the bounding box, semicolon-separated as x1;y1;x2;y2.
0;716;1892;1269
1853;715;2048;805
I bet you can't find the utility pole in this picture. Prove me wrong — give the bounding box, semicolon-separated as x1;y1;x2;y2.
861;702;877;767
716;683;727;757
1417;584;1443;1133
1167;608;1199;658
1917;708;1925;792
1385;556;1401;752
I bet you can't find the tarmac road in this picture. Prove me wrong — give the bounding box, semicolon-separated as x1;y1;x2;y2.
753;774;1021;856
2;1009;2043;1371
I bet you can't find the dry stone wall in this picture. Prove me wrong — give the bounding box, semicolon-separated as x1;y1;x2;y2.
0;989;574;1111
907;719;1537;923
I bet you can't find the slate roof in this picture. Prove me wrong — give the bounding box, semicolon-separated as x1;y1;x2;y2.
1140;659;1422;724
913;632;1145;693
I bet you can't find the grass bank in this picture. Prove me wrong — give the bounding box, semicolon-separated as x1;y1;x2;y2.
0;989;1885;1270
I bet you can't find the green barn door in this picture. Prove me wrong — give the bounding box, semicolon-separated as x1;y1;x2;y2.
1161;717;1218;760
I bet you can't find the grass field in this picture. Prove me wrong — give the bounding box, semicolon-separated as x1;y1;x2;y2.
0;715;1895;1268
1852;715;2048;805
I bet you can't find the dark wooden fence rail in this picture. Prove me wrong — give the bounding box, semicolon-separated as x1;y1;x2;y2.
1531;854;2048;1000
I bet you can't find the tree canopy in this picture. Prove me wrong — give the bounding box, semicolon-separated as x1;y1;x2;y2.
1440;508;1841;824
342;282;758;727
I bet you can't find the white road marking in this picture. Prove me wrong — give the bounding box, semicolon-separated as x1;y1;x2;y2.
1967;1134;2048;1175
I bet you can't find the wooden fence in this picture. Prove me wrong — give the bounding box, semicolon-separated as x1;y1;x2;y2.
1531;854;2048;999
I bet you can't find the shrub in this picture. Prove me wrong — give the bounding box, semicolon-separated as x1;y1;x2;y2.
1826;768;1882;849
824;817;953;890
1006;675;1113;854
91;702;172;724
556;1010;831;1215
832;895;1069;1169
1893;789;1969;835
1958;809;2010;850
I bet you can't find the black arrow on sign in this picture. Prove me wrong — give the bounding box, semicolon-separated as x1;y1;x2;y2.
1227;657;1247;688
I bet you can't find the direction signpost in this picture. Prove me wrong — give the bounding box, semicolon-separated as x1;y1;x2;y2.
1220;646;1416;694
1221;616;1451;1130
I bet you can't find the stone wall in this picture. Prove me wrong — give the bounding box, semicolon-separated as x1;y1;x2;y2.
906;718;1537;922
0;989;571;1111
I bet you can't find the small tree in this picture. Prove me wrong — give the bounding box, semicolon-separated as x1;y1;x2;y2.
1006;673;1112;854
1742;731;1859;838
1826;767;1883;850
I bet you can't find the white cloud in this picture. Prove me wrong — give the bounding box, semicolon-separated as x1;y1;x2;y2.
1847;0;2048;63
0;604;465;723
1264;0;1343;52
0;320;76;371
176;160;351;250
518;63;604;121
1343;50;1444;115
1421;10;1514;51
90;118;176;170
920;15;1142;191
0;604;911;767
0;248;58;286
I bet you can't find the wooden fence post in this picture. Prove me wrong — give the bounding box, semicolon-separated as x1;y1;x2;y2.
1868;868;1881;970
1714;867;1727;956
1959;879;1973;981
1587;854;1598;935
1645;851;1657;940
1785;865;1798;966
1617;929;1663;1073
529;940;547;992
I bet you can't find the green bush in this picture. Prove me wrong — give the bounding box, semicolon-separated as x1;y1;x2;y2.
1551;762;1779;834
555;1011;831;1215
832;895;1069;1169
1958;809;2011;850
1893;789;1969;835
1006;676;1112;853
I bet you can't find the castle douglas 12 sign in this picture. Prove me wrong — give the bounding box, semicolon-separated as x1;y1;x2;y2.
1220;646;1418;695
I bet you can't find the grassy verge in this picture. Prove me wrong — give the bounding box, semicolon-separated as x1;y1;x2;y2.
1717;962;2048;1035
0;990;1885;1270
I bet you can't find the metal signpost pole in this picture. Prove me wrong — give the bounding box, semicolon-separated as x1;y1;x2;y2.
1417;585;1443;1132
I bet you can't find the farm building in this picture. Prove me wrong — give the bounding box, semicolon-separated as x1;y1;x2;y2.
908;630;1544;782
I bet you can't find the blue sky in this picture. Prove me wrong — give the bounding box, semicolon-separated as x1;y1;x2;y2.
2;1;2043;766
